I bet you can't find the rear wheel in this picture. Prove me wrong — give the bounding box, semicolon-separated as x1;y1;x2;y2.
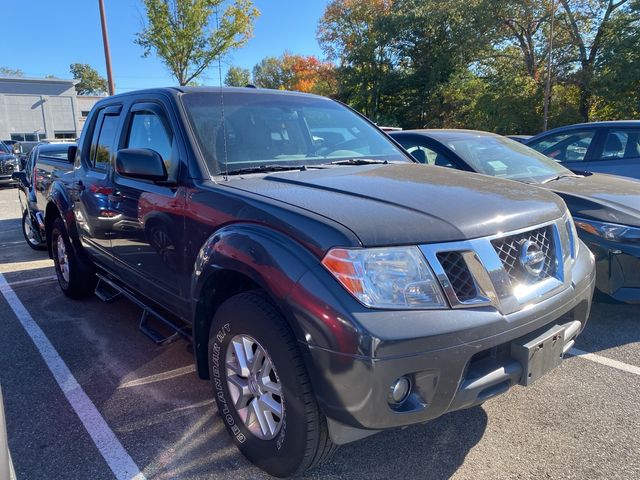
22;210;46;250
208;291;336;477
51;217;96;299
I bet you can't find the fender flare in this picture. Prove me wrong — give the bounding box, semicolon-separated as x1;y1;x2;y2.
45;182;81;258
190;223;323;378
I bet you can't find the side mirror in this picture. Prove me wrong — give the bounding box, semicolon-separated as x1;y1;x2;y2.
67;145;78;163
11;170;28;188
115;148;168;182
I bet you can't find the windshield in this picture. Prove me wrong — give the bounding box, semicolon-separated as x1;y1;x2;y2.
442;134;573;183
39;144;74;160
0;142;9;154
181;91;409;175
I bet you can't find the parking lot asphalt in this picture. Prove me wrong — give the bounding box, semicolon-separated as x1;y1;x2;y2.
0;185;639;480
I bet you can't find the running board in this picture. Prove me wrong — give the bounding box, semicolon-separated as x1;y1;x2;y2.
94;273;191;345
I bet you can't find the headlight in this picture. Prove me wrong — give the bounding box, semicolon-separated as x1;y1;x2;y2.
321;246;447;309
574;217;640;243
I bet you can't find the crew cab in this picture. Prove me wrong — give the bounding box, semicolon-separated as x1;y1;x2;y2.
45;87;595;477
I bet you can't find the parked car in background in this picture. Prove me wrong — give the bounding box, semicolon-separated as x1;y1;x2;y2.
0;386;16;480
507;135;531;144
44;87;595;477
12;142;75;249
0;141;20;187
526;121;640;180
391;129;640;303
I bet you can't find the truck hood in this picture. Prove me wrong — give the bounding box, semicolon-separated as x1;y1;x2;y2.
223;164;566;246
545;173;640;227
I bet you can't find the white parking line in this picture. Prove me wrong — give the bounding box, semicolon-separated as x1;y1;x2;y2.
118;365;196;389
0;273;146;480
6;275;57;287
568;347;640;376
0;259;53;274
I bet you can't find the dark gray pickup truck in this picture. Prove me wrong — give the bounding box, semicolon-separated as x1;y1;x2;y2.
45;87;595;477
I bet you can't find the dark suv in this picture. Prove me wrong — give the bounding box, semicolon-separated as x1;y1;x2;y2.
45;87;595;477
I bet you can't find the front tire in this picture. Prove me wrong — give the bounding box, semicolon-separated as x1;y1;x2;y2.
208;291;336;477
51;217;96;299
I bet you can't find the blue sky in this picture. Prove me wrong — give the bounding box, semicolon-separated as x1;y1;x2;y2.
1;0;330;93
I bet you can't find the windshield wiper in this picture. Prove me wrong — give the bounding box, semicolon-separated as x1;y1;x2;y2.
226;165;309;175
541;173;578;184
329;158;389;166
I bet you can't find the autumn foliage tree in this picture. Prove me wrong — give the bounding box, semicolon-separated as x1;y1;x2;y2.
252;53;336;95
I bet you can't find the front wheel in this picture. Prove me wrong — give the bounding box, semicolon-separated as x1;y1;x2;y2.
208;291;336;477
51;217;96;299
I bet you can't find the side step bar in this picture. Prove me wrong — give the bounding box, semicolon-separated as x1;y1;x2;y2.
94;273;191;345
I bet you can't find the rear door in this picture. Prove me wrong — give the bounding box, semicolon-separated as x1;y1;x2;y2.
586;127;640;180
72;104;123;264
106;97;188;315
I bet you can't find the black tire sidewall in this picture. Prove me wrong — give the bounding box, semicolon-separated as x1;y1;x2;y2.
208;294;313;478
51;218;72;292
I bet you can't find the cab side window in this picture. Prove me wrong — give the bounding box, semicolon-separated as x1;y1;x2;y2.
90;111;120;171
126;110;174;175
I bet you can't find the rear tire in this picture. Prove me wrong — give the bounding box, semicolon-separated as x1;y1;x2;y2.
51;217;96;299
208;291;336;477
22;210;46;250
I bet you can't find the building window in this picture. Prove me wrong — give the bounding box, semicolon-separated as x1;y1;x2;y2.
54;132;76;139
81;111;91;118
10;133;47;141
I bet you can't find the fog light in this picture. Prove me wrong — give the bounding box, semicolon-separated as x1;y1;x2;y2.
388;376;411;405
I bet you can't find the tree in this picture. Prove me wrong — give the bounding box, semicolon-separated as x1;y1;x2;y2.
251;53;336;94
0;67;24;77
224;66;251;86
559;0;631;121
136;0;259;86
70;63;107;95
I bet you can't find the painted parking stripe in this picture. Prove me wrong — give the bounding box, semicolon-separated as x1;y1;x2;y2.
118;365;196;389
6;275;57;288
0;259;53;274
0;273;146;480
568;347;640;376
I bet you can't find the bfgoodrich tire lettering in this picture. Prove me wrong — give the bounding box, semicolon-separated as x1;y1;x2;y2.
208;291;336;477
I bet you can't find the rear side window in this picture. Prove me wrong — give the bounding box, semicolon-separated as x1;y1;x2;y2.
90;112;120;171
529;130;595;162
601;129;640;160
126;111;174;173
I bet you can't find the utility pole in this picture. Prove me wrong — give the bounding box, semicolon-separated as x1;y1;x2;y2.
98;0;115;95
542;0;556;131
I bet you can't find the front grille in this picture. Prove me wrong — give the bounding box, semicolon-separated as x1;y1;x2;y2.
0;162;14;175
437;251;477;302
491;226;556;285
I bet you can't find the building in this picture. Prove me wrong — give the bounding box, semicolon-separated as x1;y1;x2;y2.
0;77;103;141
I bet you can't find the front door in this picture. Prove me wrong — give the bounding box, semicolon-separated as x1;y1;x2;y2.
106;99;188;315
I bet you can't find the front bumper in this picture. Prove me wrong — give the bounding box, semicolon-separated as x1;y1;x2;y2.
583;234;640;303
293;242;595;442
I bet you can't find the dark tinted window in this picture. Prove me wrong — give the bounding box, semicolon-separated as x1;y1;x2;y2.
126;111;173;172
91;114;120;170
394;137;455;167
529;130;595;162
601;129;640;160
38;144;74;161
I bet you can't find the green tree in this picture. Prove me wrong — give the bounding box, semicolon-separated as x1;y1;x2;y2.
136;0;260;86
559;0;631;121
70;63;107;95
224;66;251;86
0;67;24;77
252;56;292;89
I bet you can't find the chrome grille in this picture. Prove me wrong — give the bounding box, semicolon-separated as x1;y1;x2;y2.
436;251;477;302
491;226;556;285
